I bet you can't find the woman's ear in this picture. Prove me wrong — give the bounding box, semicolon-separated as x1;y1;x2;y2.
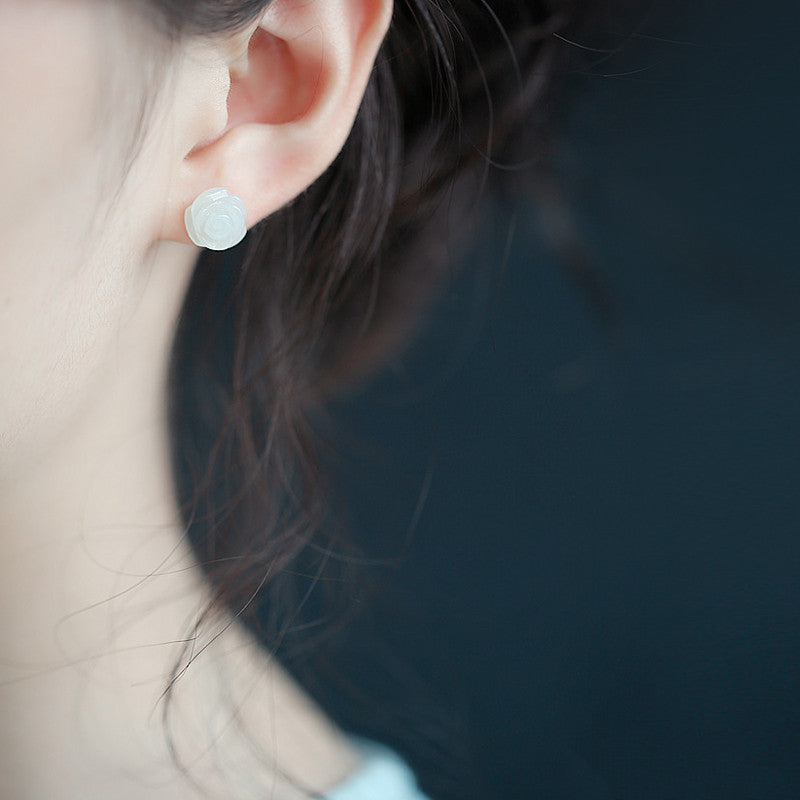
159;0;392;246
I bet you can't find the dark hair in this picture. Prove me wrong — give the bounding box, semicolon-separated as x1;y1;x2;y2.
119;0;624;792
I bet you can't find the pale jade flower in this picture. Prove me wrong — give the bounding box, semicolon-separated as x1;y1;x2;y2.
185;187;248;250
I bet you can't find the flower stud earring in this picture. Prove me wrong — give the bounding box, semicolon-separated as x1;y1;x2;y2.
185;187;248;250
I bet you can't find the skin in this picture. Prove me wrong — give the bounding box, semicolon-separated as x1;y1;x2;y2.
0;0;392;797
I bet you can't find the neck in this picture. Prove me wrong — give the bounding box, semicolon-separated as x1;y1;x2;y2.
0;241;360;798
0;241;215;795
0;239;196;663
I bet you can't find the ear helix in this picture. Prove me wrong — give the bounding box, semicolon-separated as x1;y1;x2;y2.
185;187;248;250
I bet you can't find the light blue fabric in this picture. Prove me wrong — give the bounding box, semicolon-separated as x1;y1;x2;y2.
322;737;432;800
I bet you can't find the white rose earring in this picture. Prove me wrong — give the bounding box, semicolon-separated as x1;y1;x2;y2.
185;187;248;250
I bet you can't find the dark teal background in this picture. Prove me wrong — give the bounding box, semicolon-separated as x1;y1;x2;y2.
321;2;800;798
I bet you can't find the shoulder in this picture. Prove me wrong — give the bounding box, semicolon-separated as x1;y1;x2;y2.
323;737;432;800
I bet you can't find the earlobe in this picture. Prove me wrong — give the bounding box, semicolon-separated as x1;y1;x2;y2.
160;0;393;248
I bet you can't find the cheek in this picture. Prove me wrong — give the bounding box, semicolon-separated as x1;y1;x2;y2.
0;11;144;474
